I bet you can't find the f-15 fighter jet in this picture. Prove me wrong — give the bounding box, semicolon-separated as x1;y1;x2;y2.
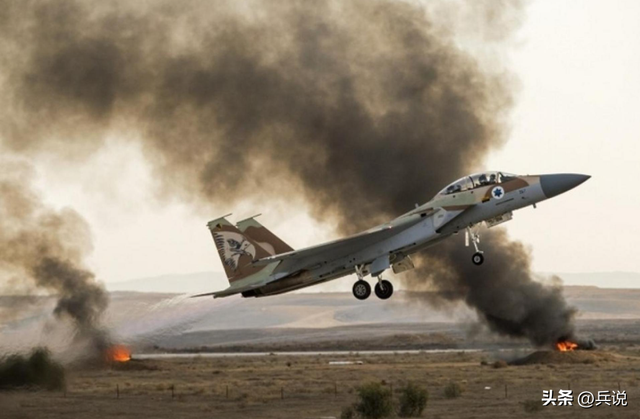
199;172;589;300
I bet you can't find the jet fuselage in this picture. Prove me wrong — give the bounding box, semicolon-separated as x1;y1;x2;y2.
253;173;590;296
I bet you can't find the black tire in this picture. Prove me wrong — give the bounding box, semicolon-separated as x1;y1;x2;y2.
472;252;484;265
352;280;371;300
374;280;394;299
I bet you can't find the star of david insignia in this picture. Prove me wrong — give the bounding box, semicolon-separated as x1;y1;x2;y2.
492;186;504;199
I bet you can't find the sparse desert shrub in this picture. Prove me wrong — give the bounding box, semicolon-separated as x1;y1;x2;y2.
480;360;489;366
493;360;508;369
353;382;394;419
443;381;463;399
523;399;543;413
398;382;428;417
0;348;65;391
341;405;356;419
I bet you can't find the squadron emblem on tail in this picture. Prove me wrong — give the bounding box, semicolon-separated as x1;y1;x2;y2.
213;231;256;271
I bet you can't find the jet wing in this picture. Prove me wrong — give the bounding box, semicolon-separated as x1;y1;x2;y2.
252;215;423;268
193;219;420;299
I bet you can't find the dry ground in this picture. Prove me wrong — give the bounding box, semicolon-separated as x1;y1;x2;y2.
3;349;640;418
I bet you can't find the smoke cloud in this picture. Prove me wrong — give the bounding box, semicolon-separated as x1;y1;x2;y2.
0;161;109;359
406;231;576;346
0;0;575;346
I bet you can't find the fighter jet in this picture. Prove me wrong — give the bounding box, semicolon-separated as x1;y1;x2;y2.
199;172;589;300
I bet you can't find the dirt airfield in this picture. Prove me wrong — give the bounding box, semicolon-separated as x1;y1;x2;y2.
2;348;640;419
4;289;640;418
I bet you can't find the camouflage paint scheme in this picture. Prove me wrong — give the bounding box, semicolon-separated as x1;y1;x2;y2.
236;216;294;256
201;172;589;299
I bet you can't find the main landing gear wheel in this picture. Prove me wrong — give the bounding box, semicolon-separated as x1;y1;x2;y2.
352;280;371;300
472;252;484;266
374;279;394;300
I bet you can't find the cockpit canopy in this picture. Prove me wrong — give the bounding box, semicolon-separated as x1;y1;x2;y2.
438;172;517;196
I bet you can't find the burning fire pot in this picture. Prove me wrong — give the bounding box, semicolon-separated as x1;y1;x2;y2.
555;338;597;352
556;341;578;352
105;345;131;363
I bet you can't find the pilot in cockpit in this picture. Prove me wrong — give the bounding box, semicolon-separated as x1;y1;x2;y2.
445;184;461;194
479;173;498;186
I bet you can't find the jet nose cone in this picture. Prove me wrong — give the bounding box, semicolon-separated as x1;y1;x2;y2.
540;173;591;199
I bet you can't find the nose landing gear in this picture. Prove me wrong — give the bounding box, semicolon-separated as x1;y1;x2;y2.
466;227;484;266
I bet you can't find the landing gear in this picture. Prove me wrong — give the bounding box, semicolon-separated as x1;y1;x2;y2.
352;264;371;300
466;226;484;266
353;264;394;300
352;280;371;300
472;252;484;265
374;279;393;299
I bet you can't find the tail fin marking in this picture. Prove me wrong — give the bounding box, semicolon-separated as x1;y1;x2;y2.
236;217;294;256
207;216;271;283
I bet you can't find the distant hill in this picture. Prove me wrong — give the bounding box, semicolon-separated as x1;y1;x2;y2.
106;271;228;294
5;283;640;352
105;271;640;294
551;272;640;288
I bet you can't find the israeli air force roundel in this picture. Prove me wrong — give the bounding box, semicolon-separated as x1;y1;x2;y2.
491;186;505;200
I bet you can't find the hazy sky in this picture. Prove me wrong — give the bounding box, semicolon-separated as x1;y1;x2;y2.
33;0;640;287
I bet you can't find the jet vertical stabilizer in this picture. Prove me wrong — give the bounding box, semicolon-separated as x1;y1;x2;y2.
236;215;294;256
207;215;271;283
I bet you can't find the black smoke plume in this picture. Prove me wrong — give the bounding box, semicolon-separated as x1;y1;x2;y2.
0;161;110;359
0;0;575;346
407;231;576;347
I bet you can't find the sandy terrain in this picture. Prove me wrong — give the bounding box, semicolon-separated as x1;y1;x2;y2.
2;349;640;419
4;288;640;417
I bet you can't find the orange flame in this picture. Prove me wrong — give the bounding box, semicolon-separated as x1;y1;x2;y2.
556;341;578;352
106;345;131;362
